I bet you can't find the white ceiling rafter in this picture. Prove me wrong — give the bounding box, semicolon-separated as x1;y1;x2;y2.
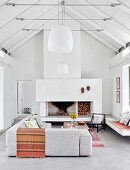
0;0;9;7
7;0;121;53
6;7;59;52
76;0;130;44
65;9;118;52
8;30;43;53
83;0;130;31
0;0;129;53
0;0;59;48
0;0;42;30
115;0;130;15
116;0;130;10
1;5;57;47
67;6;125;48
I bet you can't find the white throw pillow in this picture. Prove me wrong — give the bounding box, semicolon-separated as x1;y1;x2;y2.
120;112;130;125
92;114;104;124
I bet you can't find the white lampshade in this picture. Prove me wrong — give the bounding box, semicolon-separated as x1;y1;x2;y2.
48;25;73;53
57;63;69;74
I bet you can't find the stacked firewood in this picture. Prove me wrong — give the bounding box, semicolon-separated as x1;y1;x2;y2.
78;102;91;115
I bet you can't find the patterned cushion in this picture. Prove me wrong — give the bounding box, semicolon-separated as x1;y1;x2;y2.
24;119;39;128
120;112;130;125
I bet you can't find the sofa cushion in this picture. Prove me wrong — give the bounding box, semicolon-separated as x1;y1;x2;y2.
45;129;79;156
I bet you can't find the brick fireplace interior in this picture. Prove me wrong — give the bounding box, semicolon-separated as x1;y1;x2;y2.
47;101;92;116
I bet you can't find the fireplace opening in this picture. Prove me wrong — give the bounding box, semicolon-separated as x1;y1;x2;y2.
47;101;92;116
48;102;76;116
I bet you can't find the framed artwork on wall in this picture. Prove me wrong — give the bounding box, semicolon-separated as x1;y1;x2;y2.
116;91;120;103
116;77;120;90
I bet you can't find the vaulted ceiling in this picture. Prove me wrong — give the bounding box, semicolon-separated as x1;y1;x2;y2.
0;0;130;53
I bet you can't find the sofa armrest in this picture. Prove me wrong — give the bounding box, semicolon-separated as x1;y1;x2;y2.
79;129;92;156
6;128;17;156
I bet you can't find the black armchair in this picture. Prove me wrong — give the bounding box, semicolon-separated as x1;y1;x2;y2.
87;113;106;133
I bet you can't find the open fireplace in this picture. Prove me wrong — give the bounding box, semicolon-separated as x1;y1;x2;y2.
47;101;92;116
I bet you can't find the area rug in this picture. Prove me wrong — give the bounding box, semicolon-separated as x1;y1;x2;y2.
89;128;104;147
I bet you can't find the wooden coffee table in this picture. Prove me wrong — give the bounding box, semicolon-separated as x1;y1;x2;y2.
63;122;89;129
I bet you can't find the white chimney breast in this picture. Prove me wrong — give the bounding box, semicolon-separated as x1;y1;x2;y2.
36;79;102;113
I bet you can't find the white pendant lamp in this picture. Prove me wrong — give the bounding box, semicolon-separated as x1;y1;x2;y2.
48;0;73;53
48;25;73;53
57;62;69;74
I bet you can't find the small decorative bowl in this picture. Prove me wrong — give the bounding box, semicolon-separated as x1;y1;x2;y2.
77;121;86;125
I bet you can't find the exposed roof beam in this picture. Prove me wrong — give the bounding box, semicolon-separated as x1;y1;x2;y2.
81;0;130;42
78;0;130;37
0;0;10;7
67;6;125;47
83;0;130;30
9;30;42;53
3;6;59;51
116;0;130;10
82;30;117;52
66;10;118;52
0;0;42;30
110;0;130;16
0;3;57;46
80;21;118;52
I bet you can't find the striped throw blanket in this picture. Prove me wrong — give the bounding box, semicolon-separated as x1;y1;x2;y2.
17;128;45;158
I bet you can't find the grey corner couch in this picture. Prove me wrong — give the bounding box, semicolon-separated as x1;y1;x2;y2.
6;116;92;157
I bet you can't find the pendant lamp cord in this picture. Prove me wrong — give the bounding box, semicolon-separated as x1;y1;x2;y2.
58;0;60;25
62;1;63;25
64;0;65;24
61;0;65;25
58;0;65;25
